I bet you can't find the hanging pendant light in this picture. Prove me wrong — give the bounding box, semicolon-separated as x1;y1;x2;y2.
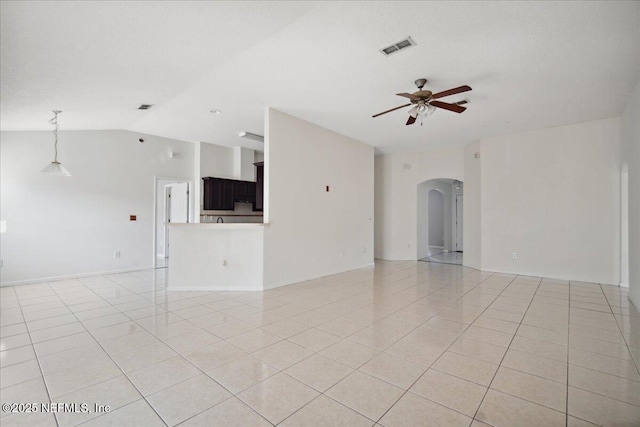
41;110;71;176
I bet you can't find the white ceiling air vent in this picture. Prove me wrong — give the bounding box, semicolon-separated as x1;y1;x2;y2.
138;104;154;110
380;37;416;56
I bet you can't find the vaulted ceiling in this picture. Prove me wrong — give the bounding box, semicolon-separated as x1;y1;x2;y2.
1;1;638;153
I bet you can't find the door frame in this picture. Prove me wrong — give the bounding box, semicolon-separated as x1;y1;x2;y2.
152;176;194;269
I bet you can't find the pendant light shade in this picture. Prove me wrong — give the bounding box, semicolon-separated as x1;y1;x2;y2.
41;161;72;176
41;110;71;176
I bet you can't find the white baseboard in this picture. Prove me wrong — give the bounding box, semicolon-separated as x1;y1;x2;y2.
476;267;617;286
0;266;153;287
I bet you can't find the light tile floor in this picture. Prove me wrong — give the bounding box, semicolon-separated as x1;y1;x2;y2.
1;261;639;427
420;246;463;265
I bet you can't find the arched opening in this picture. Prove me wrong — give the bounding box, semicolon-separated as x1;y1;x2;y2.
621;163;629;287
417;178;463;265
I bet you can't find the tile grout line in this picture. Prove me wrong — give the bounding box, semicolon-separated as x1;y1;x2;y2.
103;274;296;425
566;281;572;427
369;272;519;425
469;276;544;425
598;283;640;376
99;273;289;427
275;266;497;426
6;265;635;426
10;288;60;427
96;276;276;427
43;275;172;427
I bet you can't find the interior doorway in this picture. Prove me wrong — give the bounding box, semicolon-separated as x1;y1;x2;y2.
153;177;194;269
417;178;464;265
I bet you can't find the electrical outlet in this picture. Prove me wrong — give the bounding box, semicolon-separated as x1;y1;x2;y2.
512;252;518;260
114;251;121;259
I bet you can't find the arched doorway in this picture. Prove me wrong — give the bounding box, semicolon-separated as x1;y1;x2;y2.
417;178;463;265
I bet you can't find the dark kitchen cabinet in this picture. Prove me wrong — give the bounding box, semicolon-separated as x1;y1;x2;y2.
254;162;264;211
234;181;256;203
202;178;235;210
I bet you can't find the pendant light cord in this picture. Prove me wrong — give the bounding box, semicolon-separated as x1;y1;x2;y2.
49;111;60;162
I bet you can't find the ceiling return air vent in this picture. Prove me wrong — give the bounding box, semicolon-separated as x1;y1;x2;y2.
380;37;416;56
138;104;154;110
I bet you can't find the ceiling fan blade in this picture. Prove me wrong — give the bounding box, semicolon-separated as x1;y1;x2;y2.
406;115;417;125
456;100;468;105
396;92;420;100
431;85;472;99
430;100;467;113
372;103;411;118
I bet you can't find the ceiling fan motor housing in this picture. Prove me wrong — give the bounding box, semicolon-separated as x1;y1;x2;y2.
414;78;427;89
411;90;432;103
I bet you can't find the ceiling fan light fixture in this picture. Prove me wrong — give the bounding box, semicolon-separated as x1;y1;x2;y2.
425;103;436;116
408;105;419;118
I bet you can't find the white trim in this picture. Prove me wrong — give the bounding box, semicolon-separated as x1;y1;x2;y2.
475;267;617;286
619;282;629;288
0;266;152;287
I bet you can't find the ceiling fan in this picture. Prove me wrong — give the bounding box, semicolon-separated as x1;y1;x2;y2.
373;78;472;125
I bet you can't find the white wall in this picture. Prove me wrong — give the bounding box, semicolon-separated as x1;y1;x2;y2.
200;142;235;179
0;130;194;285
480;118;621;284
234;147;256;182
376;118;622;285
263;109;374;289
621;80;640;308
374;155;393;259
463;142;482;269
374;148;465;260
167;223;264;291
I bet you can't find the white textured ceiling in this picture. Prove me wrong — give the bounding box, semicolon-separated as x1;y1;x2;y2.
2;1;639;153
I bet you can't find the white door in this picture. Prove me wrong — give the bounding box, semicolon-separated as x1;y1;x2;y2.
164;183;190;258
169;182;190;223
455;194;463;252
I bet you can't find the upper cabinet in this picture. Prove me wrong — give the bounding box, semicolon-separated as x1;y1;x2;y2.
234;180;256;203
202;178;235;210
202;176;260;211
254;162;264;211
